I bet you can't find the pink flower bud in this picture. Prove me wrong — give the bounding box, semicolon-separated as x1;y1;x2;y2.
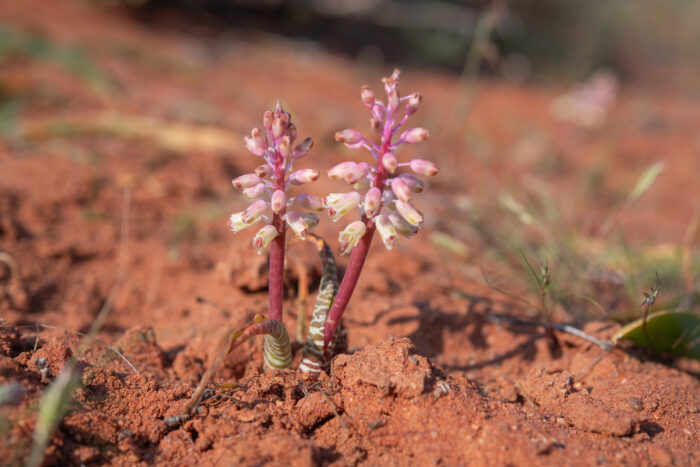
254;164;272;179
242;182;267;199
232;173;261;189
271;190;286;213
326;192;361;222
296;193;325;211
382;152;398;174
390;177;412;202
285;211;309;239
279;136;291;159
395;200;423;227
375;214;397;251
290;169;319;185
244;135;265;156
345;162;370;184
227;212;262;233
406;93;422;116
328;161;357;181
285;123;297;143
360;85;375;107
400;127;429;144
399;173;424;193
242;199;268;224
387;87;399;113
252;127;267;148
364;187;382;218
339;221;367;255
253;224;278;254
334;129;363;145
272;113;289;139
388;213;418;238
263;111;273;132
292;137;313;160
409;158;439;176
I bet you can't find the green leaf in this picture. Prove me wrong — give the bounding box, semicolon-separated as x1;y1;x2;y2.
629;161;665;202
611;311;700;359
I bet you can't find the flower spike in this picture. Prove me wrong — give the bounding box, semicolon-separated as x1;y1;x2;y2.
322;69;434;352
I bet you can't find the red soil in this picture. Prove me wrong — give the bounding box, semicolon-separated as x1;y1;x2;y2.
0;1;699;465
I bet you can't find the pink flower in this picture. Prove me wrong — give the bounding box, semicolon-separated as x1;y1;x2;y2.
409;158;439;176
363;187;382;218
271;190;286;213
232;173;262;189
390;177;412;202
328;162;358;181
289;169;320;185
400;128;429;144
381;152;398;173
334;129;363;145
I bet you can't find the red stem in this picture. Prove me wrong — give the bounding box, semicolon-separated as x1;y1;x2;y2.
323;110;393;349
268;212;286;321
268;142;287;322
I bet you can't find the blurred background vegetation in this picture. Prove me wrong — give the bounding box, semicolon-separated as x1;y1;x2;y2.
96;0;700;90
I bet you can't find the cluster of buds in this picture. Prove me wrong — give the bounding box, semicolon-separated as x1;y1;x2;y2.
228;102;321;254
327;69;438;254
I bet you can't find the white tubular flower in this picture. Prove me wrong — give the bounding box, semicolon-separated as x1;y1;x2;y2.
388;213;418;238
326;192;362;222
252;225;278;254
339;221;367;255
375;214;397;250
395;200;423;227
227;212;262;233
285;211;309;239
241;199;268;224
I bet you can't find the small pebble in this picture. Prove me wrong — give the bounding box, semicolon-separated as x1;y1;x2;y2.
628;396;643;412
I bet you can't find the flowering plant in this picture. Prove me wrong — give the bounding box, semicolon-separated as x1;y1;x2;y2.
322;68;438;350
200;70;437;384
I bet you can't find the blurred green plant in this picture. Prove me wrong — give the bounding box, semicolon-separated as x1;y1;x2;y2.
0;25;113;93
612;310;700;359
